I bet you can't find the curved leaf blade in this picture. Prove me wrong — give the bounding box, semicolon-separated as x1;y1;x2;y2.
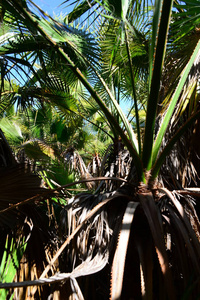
152;39;200;165
110;201;139;300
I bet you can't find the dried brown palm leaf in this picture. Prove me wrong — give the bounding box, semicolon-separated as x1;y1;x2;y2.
0;185;131;299
108;187;200;300
1;181;199;299
13;225;59;300
156;49;200;190
0;164;47;228
99;141;133;191
138;192;176;300
158;86;200;190
64;148;94;189
110;201;139;300
156;190;200;298
159;122;200;189
0;196;59;300
87;153;101;177
159;188;200;255
0;128;16;168
0;129;60;299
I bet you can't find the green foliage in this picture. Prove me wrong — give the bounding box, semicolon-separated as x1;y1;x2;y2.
0;236;27;299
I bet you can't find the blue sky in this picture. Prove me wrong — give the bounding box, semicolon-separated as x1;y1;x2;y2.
32;0;70;16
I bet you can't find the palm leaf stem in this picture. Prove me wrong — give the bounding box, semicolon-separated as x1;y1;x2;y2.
65;0;97;24
149;0;163;89
176;189;200;197
124;23;141;155
0;177;129;214
126;96;147;125
151;109;200;180
30;192;133;296
88;63;139;153
111;201;139;300
117;72;120;125
152;39;200;165
142;0;173;171
9;0;144;180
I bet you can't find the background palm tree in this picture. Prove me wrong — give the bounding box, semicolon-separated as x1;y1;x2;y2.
0;0;200;299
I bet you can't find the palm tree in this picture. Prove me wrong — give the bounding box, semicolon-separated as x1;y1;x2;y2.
0;0;200;299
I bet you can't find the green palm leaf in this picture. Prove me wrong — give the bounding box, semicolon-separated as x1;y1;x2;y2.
152;39;200;167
